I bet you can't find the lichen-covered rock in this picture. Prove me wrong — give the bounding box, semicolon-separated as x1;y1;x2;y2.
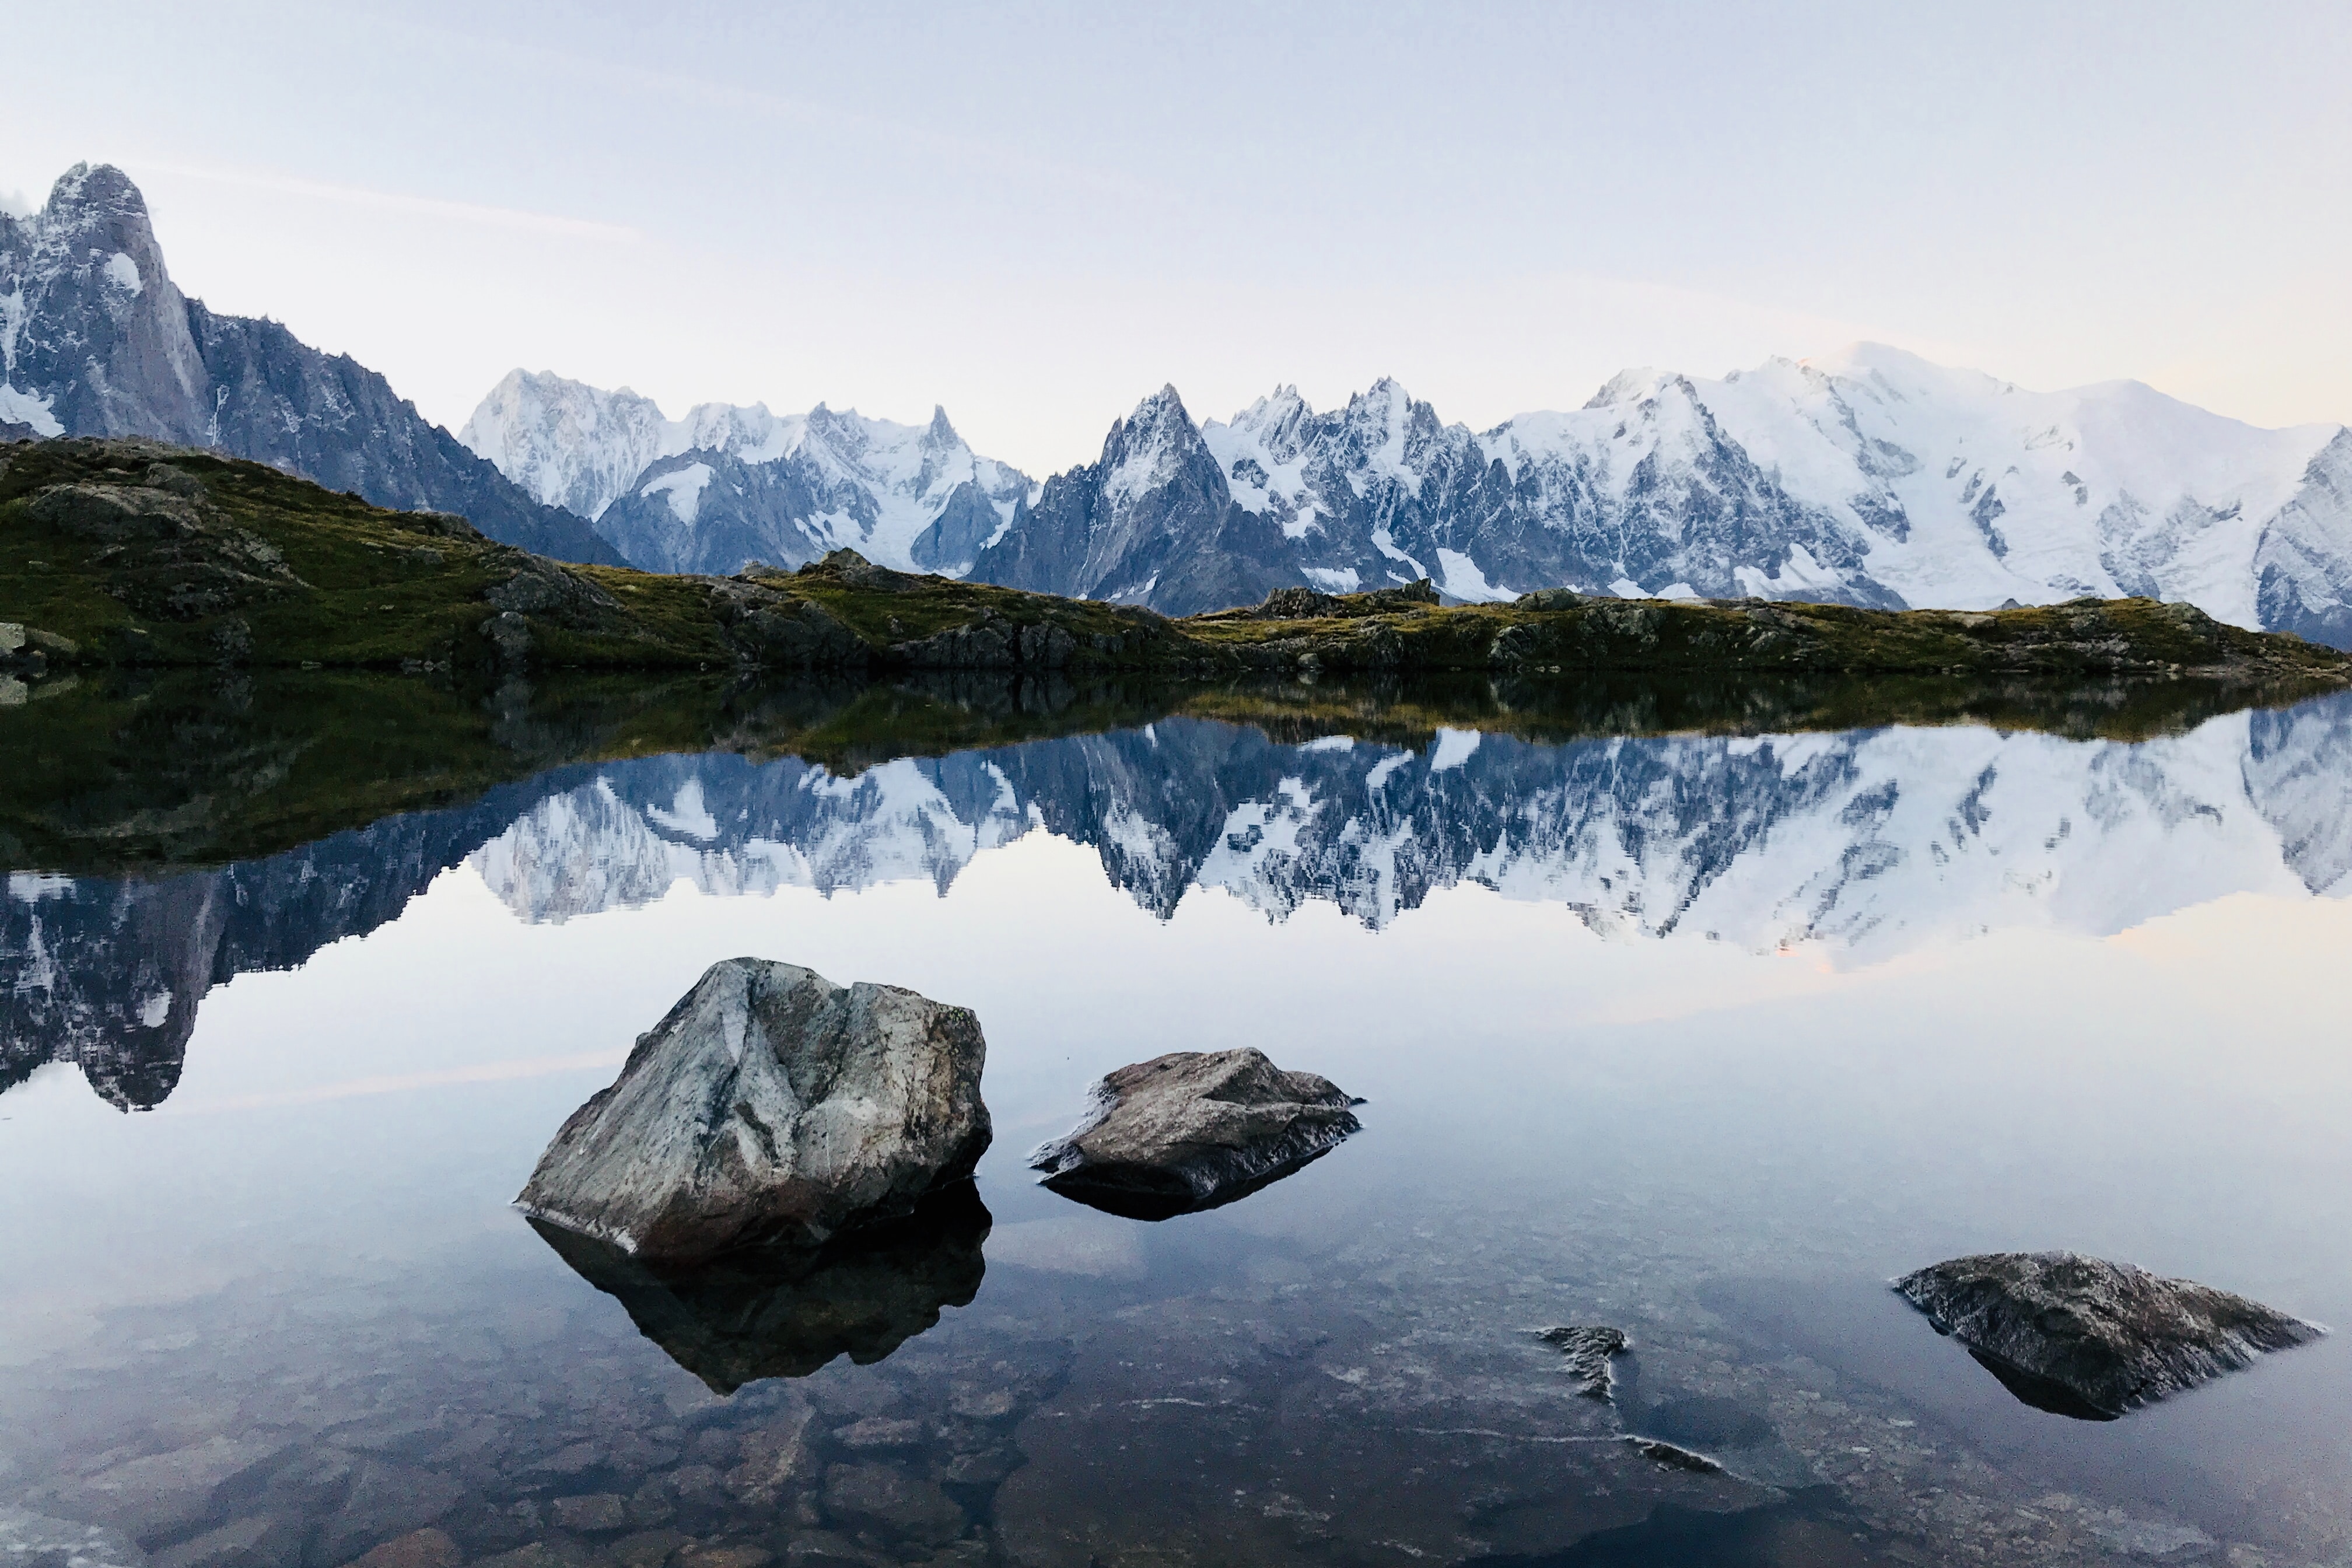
518;958;991;1259
1028;1048;1360;1219
1894;1250;2326;1418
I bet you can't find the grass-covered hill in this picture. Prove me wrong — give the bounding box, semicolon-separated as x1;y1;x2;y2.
6;436;2348;692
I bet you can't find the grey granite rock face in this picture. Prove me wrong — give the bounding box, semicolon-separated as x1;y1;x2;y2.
518;958;991;1259
967;386;1294;618
1894;1250;2326;1419
1028;1048;1360;1219
1;165;618;565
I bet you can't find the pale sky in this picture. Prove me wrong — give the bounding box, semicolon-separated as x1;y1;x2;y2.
7;1;2348;475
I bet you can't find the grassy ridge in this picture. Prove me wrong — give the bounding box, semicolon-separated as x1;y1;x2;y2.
6;436;2347;694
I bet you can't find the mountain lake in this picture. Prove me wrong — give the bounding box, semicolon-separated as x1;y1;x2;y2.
4;672;2348;1567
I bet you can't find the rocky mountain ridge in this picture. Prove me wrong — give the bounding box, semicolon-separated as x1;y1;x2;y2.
0;164;620;564
469;352;2352;642
12;160;2348;638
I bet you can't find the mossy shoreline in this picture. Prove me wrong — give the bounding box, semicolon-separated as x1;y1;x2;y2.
7;437;2347;696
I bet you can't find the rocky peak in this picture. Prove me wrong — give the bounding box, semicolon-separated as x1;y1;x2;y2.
1224;385;1313;466
1101;384;1209;506
1;162;204;441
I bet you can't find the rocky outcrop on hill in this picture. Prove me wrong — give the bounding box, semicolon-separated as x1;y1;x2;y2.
1028;1048;1362;1219
517;958;992;1258
1895;1250;2326;1418
1540;1325;1630;1401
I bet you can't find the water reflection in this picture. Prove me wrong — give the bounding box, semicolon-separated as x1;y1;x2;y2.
11;688;2352;1110
1037;1142;1348;1222
7;676;2352;1565
529;1184;992;1394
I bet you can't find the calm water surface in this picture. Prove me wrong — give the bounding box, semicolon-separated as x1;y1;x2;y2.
5;687;2351;1566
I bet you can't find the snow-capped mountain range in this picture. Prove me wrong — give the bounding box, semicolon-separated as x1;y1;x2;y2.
460;370;1035;575
13;694;2352;1110
463;351;2352;642
7;159;2348;638
0;164;620;564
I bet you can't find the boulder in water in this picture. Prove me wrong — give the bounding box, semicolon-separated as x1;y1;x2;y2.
1894;1250;2326;1419
518;958;991;1259
1028;1048;1360;1219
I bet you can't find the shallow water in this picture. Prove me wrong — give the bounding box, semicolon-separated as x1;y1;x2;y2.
5;682;2351;1566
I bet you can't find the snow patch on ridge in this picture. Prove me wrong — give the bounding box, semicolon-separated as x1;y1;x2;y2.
0;382;62;436
1437;549;1515;603
640;462;712;526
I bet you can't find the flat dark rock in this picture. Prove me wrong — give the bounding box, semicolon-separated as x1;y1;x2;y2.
527;1182;990;1392
1028;1048;1360;1220
518;958;991;1259
1894;1250;2326;1419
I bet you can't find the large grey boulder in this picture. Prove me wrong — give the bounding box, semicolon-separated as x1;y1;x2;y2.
518;958;991;1259
1895;1250;2326;1419
1028;1048;1360;1219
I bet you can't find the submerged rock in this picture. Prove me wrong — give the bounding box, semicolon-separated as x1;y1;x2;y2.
527;1184;991;1392
1894;1250;2326;1419
1028;1048;1360;1220
1536;1324;1628;1399
518;958;991;1259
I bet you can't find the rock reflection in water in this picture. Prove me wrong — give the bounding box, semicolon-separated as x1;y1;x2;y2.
528;1182;991;1393
1040;1142;1342;1220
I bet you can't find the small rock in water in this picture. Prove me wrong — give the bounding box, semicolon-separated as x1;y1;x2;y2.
517;958;991;1259
1535;1324;1627;1399
1027;1048;1361;1220
1894;1250;2326;1419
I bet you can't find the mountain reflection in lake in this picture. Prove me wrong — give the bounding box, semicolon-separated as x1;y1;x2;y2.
4;680;2351;1565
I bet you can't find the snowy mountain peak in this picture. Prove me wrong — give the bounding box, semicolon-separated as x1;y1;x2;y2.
1101;384;1208;505
1583;367;1665;410
468;369;1035;576
459;370;674;521
1;160;196;438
